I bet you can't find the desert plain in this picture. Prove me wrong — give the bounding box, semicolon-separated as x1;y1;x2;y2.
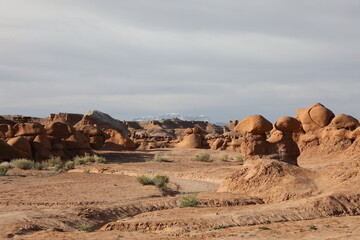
1;103;360;240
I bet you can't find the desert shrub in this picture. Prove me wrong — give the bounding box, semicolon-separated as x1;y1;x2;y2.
214;225;227;230
217;153;228;162
64;160;75;170
152;175;169;190
258;226;271;230
136;175;153;185
73;154;106;165
94;155;106;163
235;154;243;162
1;161;14;169
83;169;90;174
309;225;318;230
78;223;93;232
149;154;170;162
136;174;169;190
178;194;199;208
190;152;211;162
53;163;64;171
46;156;62;166
32;162;45;170
0;165;9;176
11;159;34;170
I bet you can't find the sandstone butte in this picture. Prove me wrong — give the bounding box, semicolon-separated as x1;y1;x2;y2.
0;103;360;240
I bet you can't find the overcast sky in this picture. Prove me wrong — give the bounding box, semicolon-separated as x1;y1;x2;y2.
0;0;359;122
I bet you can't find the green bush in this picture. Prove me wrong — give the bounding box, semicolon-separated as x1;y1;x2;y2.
190;152;211;162
152;175;169;190
178;194;199;208
11;159;34;170
136;174;169;190
217;153;228;162
259;226;271;230
78;223;93;232
0;165;9;176
94;155;106;163
136;175;154;185
64;160;75;170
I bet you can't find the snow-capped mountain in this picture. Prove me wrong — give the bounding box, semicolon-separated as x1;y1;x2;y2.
132;113;215;123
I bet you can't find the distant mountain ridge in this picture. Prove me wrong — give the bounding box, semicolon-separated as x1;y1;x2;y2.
132;113;215;123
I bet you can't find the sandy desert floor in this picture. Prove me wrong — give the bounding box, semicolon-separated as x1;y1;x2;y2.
1;148;360;240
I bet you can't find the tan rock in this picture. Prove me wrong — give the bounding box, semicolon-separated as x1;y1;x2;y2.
234;115;272;134
274;116;301;133
329;114;359;131
296;103;334;132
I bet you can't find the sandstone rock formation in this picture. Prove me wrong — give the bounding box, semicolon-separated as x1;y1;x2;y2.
177;127;204;148
296;103;334;132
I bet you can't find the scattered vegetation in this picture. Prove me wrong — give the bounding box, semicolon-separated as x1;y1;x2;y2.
235;154;243;162
64;160;75;171
73;153;106;165
83;169;91;174
148;154;171;162
309;225;318;230
189;152;211;162
136;174;169;190
217;153;228;162
0;165;9;176
10;159;34;170
178;194;199;208
78;223;93;232
258;226;271;230
213;225;227;230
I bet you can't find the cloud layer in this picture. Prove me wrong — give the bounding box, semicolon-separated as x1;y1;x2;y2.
1;0;359;122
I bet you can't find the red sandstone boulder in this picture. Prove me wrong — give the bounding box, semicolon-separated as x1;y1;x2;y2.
7;137;32;159
32;135;52;160
0;124;13;140
0;140;24;160
296;103;334;132
234;115;272;134
45;122;75;140
13;123;45;137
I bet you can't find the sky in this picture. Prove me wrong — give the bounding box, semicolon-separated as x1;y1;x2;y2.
0;0;359;122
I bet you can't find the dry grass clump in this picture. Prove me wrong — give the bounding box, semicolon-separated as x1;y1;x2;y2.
0;164;9;176
136;174;169;190
10;159;34;170
148;154;171;162
190;152;211;162
235;154;243;162
178;194;199;208
217;153;229;162
73;153;106;165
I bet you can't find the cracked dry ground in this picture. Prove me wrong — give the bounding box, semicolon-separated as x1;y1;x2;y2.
1;148;360;240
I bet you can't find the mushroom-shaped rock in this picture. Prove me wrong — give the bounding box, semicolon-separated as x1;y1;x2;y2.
296;103;334;132
184;128;193;135
274;116;301;133
234;115;272;134
329;114;359;131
